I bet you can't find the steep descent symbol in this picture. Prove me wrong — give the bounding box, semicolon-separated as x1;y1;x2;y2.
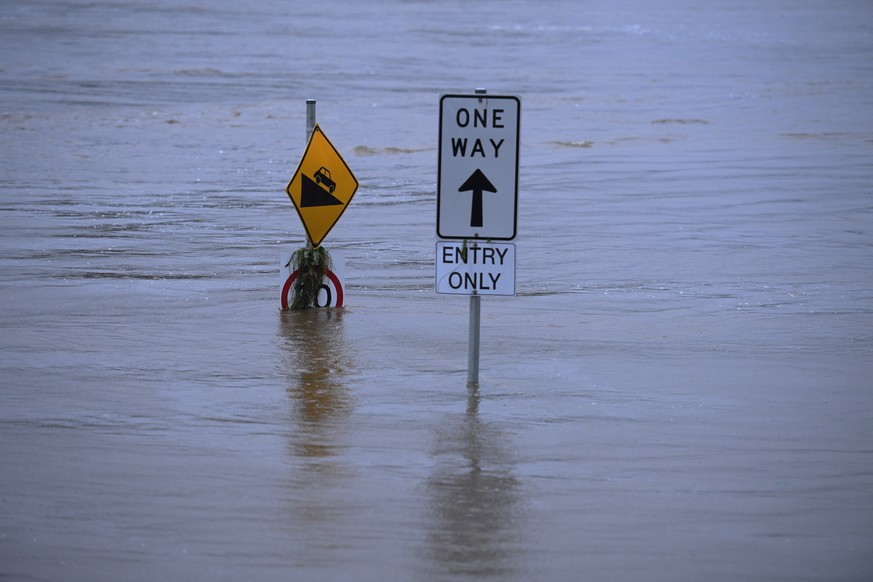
301;166;343;207
458;168;496;228
285;124;359;247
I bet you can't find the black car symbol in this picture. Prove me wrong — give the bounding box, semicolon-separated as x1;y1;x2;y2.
314;167;336;193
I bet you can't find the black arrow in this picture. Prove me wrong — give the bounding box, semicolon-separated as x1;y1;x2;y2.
457;168;496;228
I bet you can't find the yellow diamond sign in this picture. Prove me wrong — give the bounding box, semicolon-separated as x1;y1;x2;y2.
285;124;358;247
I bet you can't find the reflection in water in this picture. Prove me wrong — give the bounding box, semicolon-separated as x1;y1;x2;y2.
425;386;524;578
277;308;355;537
278;308;353;461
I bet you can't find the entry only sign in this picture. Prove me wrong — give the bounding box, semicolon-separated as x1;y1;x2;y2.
437;94;520;241
435;241;515;296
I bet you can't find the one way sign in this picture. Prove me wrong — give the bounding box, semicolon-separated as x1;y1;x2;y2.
437;94;520;240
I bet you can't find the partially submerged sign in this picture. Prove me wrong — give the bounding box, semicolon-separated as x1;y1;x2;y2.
281;250;346;309
437;94;520;240
286;124;358;247
435;241;515;296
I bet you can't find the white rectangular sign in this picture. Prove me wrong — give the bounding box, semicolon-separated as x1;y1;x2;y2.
435;241;516;296
437;94;520;241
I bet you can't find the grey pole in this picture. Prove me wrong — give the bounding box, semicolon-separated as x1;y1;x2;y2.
467;270;481;387
304;99;316;249
467;88;487;388
306;99;316;143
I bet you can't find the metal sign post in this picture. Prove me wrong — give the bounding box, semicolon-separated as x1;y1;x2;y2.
468;88;485;388
306;99;316;144
468;282;481;386
281;98;354;310
305;99;316;250
436;87;520;387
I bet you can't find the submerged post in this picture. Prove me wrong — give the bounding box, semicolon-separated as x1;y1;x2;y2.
288;98;325;308
437;86;519;385
283;97;357;309
466;88;487;387
467;286;481;387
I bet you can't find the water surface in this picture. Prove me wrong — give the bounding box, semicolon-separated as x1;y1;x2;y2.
2;1;872;580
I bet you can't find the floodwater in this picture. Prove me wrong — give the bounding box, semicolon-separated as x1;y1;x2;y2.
2;0;872;580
